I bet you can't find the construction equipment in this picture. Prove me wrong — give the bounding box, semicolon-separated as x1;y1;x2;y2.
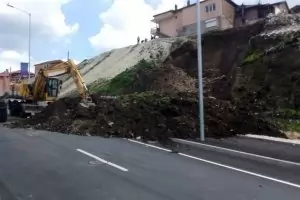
7;59;94;117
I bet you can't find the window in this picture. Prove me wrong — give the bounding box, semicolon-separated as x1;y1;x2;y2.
47;78;59;97
206;4;216;12
210;4;216;11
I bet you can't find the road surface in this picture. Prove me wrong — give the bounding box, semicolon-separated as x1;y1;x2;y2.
0;127;299;200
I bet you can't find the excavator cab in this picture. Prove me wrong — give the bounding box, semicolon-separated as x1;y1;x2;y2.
45;78;62;98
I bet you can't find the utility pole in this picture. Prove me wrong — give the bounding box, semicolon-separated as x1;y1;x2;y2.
67;51;70;60
197;0;205;141
7;3;31;82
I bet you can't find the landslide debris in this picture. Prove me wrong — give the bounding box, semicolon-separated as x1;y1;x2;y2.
12;14;300;141
12;92;280;142
234;14;300;133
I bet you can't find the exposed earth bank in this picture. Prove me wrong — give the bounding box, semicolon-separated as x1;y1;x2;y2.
10;14;300;142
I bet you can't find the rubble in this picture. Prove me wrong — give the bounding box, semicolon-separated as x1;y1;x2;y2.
261;13;300;37
10;92;282;143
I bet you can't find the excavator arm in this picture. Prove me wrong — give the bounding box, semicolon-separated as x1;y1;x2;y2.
34;59;89;100
7;59;94;118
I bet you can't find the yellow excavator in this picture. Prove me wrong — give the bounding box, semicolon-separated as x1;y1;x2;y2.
8;59;94;117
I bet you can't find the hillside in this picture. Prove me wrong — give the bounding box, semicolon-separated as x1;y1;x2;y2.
11;13;300;141
59;37;188;97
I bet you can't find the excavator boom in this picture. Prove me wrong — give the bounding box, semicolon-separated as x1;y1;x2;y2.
8;59;94;117
34;59;90;100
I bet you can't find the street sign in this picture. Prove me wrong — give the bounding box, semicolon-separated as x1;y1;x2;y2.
20;62;29;78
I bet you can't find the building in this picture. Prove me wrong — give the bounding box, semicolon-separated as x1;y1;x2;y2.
235;1;289;27
34;60;64;75
9;70;35;83
291;5;300;13
151;0;290;37
151;0;238;37
0;70;10;96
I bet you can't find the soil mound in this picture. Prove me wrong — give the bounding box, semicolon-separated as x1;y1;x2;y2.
12;92;282;142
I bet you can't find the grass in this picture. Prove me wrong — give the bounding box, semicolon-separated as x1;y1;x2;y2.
275;119;300;133
117;91;172;108
89;59;155;95
277;108;300;119
242;50;263;65
269;108;300;133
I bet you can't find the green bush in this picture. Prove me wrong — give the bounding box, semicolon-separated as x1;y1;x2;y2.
242;51;263;65
90;59;154;95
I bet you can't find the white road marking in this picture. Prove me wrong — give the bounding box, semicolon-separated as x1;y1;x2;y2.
127;139;171;152
179;153;300;189
127;139;300;189
76;149;128;172
172;138;300;166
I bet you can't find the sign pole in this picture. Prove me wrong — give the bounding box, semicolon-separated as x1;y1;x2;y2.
197;0;205;142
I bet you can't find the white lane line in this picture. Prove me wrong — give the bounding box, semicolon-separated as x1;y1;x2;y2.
127;139;171;152
173;138;300;166
76;149;128;172
127;139;300;189
179;153;300;189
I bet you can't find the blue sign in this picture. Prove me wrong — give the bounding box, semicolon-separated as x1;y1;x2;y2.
20;62;28;77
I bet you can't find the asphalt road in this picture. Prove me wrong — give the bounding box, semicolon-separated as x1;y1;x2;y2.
175;136;300;162
0;127;300;200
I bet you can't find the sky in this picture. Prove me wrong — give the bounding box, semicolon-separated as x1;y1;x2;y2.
0;0;298;72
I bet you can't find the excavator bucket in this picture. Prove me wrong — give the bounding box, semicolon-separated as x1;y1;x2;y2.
79;96;96;108
76;96;96;118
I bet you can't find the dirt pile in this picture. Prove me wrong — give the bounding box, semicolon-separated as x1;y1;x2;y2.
232;14;300;133
12;92;281;142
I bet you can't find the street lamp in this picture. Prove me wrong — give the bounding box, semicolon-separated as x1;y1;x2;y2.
7;3;31;82
196;0;205;141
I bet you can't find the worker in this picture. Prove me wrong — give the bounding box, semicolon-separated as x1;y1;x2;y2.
137;36;140;44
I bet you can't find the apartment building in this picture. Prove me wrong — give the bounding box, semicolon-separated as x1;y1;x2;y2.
151;0;290;37
34;60;64;76
291;5;300;13
235;1;289;27
151;0;238;37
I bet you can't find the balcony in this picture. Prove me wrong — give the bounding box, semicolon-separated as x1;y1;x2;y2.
150;27;170;38
151;27;160;35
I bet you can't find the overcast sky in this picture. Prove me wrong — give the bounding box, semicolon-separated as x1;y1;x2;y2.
0;0;298;72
